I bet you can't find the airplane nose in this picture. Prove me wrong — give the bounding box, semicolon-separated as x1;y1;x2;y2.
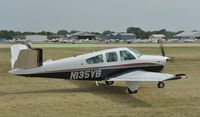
164;56;171;61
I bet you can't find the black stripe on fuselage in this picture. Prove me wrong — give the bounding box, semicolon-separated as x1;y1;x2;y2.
19;65;164;81
39;62;160;74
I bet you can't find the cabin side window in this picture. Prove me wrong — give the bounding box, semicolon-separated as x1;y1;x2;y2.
106;52;118;62
86;54;104;64
120;50;136;61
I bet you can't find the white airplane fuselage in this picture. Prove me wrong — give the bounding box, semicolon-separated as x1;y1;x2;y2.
9;48;167;81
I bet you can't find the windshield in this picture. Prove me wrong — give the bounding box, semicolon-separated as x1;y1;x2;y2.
129;48;142;57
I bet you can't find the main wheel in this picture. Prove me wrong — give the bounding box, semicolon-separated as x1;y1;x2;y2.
105;81;114;85
127;88;138;94
158;81;165;88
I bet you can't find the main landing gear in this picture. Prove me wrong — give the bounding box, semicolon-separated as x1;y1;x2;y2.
158;81;165;88
126;81;139;94
105;81;114;85
127;88;138;94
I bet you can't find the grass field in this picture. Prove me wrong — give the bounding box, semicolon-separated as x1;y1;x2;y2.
0;44;200;117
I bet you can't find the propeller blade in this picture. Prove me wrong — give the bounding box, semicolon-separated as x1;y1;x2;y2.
159;39;165;57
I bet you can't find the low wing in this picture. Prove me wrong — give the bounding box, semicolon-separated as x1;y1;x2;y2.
107;71;187;82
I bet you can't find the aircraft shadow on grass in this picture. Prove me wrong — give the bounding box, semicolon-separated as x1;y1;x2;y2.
0;81;151;108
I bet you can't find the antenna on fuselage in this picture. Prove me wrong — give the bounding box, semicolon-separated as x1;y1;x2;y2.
15;40;32;49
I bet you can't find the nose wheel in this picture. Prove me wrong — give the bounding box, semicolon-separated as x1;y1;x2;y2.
158;81;165;88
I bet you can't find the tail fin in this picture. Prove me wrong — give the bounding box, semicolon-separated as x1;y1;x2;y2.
10;44;43;69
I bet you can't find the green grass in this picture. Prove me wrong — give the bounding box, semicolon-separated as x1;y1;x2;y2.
0;46;200;117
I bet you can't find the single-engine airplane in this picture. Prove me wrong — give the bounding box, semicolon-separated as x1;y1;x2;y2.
9;42;187;94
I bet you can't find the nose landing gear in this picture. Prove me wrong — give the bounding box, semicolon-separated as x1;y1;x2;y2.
158;81;165;88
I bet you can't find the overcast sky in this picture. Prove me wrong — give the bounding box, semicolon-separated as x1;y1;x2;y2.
0;0;200;32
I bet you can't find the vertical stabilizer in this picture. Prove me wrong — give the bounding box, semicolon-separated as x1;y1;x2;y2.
10;44;43;69
11;44;28;69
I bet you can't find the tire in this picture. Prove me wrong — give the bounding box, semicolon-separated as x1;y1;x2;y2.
158;81;165;88
105;81;114;85
127;88;138;94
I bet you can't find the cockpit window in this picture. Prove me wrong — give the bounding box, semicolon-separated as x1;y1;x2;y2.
106;52;118;62
86;54;103;64
120;50;136;61
129;48;142;57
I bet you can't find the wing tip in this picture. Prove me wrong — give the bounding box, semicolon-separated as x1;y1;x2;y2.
165;74;188;81
175;74;188;79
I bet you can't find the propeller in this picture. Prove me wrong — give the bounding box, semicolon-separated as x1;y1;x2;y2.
158;39;175;62
159;39;165;57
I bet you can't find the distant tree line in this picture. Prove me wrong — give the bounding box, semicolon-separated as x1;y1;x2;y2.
126;27;183;39
0;30;80;39
0;27;184;39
